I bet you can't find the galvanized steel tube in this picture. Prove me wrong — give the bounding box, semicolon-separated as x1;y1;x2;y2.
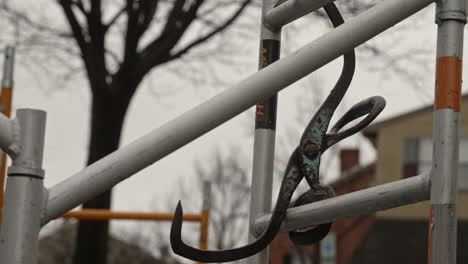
248;1;281;263
44;0;433;225
252;173;430;236
1;46;14;89
0;109;47;264
429;0;466;263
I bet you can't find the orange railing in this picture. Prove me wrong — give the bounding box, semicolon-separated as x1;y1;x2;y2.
63;208;210;261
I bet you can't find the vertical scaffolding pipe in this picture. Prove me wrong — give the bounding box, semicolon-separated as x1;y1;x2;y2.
0;46;15;224
248;1;282;263
429;0;466;263
0;109;47;264
197;181;211;264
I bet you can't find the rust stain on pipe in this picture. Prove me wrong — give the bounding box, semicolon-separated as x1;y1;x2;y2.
435;56;462;111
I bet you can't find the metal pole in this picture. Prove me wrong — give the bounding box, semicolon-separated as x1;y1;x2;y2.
1;47;14;89
252;173;430;235
0;46;15;224
247;1;281;263
62;210;204;221
0;109;47;264
264;0;335;29
429;0;466;263
43;0;433;225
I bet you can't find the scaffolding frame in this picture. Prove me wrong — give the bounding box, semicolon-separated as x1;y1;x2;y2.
0;0;465;263
0;48;211;263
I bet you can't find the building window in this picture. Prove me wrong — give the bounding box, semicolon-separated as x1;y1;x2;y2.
403;138;468;191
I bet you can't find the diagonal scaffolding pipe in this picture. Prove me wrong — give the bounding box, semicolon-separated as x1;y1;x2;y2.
43;0;434;225
264;0;336;29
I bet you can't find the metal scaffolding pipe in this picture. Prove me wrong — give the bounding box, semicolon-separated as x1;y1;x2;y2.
251;173;430;236
43;0;433;225
264;0;336;29
1;46;14;89
247;1;281;263
0;109;47;264
429;0;466;262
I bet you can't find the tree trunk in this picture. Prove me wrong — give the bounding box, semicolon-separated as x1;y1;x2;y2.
73;91;130;264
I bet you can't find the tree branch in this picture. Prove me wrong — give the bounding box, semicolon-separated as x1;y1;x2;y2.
106;48;121;67
104;5;127;30
169;0;251;60
0;2;72;38
57;0;89;58
88;0;103;31
71;0;88;16
137;0;206;76
122;0;140;66
136;0;159;37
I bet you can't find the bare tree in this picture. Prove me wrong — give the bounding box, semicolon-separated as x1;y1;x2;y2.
1;1;254;263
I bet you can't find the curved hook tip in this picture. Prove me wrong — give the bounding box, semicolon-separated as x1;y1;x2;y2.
170;201;184;253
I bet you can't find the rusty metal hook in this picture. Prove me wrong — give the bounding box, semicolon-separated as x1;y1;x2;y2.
289;96;385;245
169;2;386;262
171;148;304;263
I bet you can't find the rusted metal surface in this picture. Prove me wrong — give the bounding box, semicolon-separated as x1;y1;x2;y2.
435;56;462;111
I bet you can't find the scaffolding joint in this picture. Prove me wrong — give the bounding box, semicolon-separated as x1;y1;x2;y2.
262;20;282;33
7;109;46;179
0;115;21;159
435;0;467;24
436;10;467;23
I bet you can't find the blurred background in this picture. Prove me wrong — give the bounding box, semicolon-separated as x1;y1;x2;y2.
1;0;467;263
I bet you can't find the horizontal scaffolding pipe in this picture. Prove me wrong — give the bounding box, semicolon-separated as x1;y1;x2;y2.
62;209;203;222
251;173;431;236
264;0;335;29
43;0;433;225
